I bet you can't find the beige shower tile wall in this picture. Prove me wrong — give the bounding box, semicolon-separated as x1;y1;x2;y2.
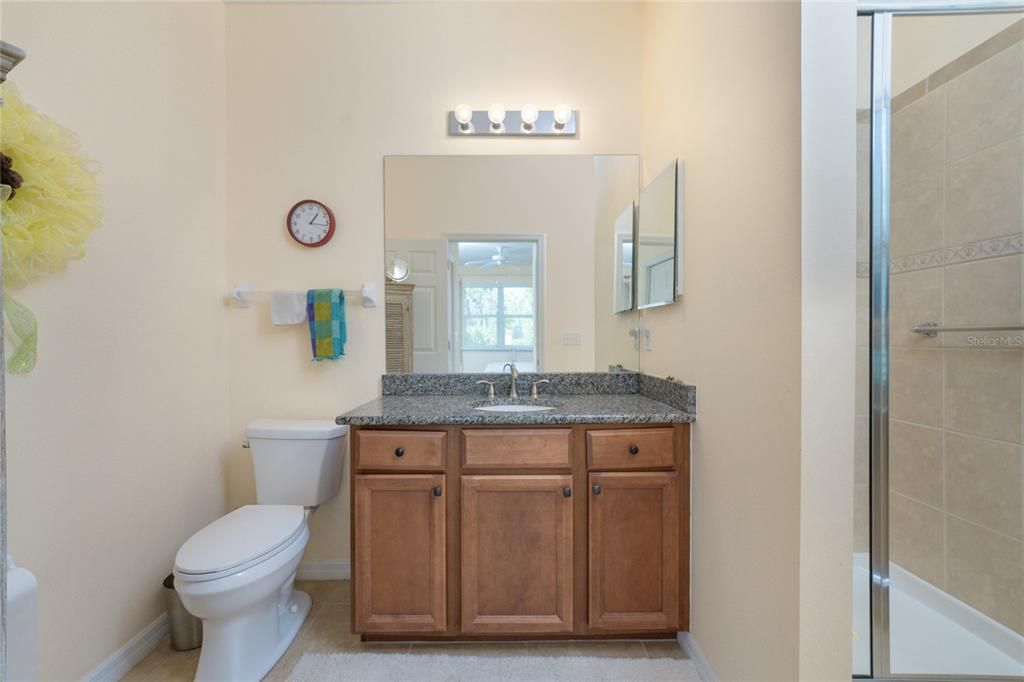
858;21;1024;635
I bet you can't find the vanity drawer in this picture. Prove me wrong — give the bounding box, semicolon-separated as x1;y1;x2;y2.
357;430;446;470
463;429;571;469
587;428;675;470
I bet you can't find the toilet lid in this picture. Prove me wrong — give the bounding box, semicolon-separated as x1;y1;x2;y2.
175;505;305;576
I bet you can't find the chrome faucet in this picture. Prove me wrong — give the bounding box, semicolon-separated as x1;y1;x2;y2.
503;362;519;399
531;379;551;399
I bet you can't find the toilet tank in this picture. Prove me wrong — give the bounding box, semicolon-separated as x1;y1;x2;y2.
247;420;347;506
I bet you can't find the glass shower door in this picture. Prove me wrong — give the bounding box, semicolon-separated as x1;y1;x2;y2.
860;7;1024;679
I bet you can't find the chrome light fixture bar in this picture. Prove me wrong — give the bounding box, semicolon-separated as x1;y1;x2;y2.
448;105;578;137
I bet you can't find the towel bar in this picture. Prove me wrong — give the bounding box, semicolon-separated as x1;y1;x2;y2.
230;282;379;309
911;321;1024;337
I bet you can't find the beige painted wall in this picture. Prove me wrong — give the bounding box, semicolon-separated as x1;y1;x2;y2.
640;2;803;680
223;2;644;564
2;2;230;679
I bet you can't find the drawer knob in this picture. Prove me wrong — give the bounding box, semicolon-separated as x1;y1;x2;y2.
592;483;602;495
433;486;442;497
394;447;405;457
628;444;639;456
563;486;572;498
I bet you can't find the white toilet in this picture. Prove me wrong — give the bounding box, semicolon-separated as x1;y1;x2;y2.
174;419;347;681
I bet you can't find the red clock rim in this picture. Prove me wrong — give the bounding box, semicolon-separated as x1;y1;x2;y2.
286;199;336;248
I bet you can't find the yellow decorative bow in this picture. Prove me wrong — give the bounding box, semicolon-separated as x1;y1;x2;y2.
1;83;103;373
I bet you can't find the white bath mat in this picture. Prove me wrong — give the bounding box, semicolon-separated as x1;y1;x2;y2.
287;652;702;681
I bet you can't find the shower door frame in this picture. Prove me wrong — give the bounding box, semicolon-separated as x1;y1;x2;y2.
859;2;1024;680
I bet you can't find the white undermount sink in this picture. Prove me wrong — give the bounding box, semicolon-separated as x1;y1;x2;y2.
474;404;555;413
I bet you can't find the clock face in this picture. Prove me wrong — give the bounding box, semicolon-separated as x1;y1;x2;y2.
287;200;335;247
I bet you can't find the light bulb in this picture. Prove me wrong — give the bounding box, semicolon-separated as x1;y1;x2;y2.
454;104;473;129
488;104;506;128
553;104;572;128
521;104;539;129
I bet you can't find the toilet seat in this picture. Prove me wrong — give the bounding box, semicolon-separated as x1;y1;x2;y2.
175;505;306;583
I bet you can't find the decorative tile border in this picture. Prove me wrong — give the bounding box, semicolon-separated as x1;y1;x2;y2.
856;232;1024;278
892;232;1024;274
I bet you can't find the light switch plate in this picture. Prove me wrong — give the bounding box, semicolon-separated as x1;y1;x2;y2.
562;333;582;346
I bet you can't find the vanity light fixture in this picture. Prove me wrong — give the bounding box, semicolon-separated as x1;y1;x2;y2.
553;104;572;129
487;104;506;132
520;104;539;132
447;104;577;137
454;104;474;132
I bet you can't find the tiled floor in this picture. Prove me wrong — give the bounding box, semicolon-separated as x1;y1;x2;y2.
123;580;687;681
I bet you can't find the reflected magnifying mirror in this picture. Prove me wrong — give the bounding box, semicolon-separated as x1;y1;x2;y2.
386;257;409;283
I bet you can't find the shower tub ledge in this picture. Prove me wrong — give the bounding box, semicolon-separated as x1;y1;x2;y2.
853;553;1024;676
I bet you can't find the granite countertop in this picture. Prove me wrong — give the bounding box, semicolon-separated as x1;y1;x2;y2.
336;373;696;426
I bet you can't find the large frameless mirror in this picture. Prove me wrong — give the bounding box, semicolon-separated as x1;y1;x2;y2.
383;154;641;375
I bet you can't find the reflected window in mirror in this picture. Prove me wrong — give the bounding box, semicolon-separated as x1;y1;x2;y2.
454;239;539;373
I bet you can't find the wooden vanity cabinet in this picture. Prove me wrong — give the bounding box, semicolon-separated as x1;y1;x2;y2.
353;473;446;633
350;423;690;639
461;475;574;633
588;471;679;631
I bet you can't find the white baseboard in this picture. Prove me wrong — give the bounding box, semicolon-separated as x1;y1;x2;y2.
297;560;350;580
83;613;168;682
80;561;345;681
678;632;717;682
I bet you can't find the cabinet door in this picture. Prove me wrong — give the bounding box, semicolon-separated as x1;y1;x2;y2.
461;475;573;633
354;474;446;632
589;471;679;631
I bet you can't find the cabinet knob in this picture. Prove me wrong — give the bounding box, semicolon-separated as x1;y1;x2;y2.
628;444;639;455
592;483;602;495
433;486;442;497
394;447;405;457
563;486;572;497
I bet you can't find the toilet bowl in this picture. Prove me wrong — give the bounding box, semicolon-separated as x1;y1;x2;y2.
174;420;346;681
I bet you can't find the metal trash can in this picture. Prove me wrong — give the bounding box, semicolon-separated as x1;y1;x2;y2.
163;574;203;651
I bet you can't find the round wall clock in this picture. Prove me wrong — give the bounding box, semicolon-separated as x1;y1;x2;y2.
286;199;335;247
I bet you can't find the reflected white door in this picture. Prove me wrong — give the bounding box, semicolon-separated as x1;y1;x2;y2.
386;239;449;372
647;257;674;305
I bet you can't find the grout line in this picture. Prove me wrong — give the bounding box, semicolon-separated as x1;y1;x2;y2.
892;490;1024;544
940;205;949;589
890;419;1024;449
947;130;1024;170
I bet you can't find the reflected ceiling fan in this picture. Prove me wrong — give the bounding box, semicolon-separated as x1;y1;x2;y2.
463;244;531;269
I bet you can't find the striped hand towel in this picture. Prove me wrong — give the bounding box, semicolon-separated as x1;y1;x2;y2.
306;289;346;360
